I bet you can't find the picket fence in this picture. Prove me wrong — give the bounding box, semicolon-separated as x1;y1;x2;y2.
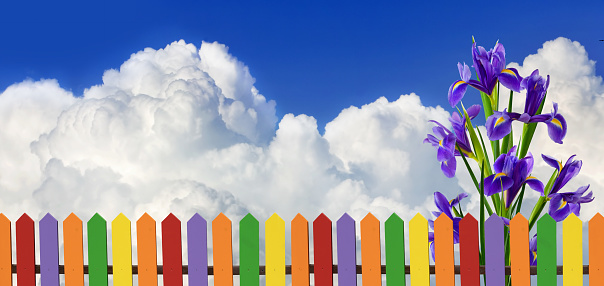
0;211;602;286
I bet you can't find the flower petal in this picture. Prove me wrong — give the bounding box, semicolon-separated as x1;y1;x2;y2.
486;112;513;140
448;80;468;107
546;111;567;144
541;154;562;171
441;156;457;178
499;68;523;92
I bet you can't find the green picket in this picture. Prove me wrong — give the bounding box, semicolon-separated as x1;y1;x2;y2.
385;213;406;286
240;213;259;286
537;214;556;285
87;213;108;286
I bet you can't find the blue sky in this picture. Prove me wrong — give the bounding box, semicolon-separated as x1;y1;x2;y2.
2;1;603;131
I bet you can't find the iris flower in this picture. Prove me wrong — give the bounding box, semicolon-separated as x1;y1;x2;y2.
428;191;467;261
529;234;537;266
542;154;593;221
448;42;523;107
483;146;544;208
485;70;567;143
424;105;480;178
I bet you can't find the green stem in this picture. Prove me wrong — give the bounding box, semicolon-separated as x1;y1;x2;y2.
457;145;494;215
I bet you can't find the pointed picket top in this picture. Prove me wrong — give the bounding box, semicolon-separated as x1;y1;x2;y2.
40;213;59;286
590;213;604;285
87;213;108;286
0;213;11;286
434;213;453;286
213;212;233;286
563;213;582;286
188;213;208;286
361;212;381;286
485;214;504;286
385;213;405;286
16;213;35;286
291;213;309;286
537;213;556;285
337;213;356;286
409;213;428;286
64;213;84;286
112;213;132;286
162;213;183;286
266;213;285;286
313;213;333;286
459;213;479;286
240;213;259;286
137;213;157;286
510;213;529;286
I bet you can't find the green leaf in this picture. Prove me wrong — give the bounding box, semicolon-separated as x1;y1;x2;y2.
457;145;493;215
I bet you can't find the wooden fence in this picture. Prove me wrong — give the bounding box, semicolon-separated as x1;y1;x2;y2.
0;211;603;285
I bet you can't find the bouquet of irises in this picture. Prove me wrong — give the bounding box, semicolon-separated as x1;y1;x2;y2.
424;38;594;269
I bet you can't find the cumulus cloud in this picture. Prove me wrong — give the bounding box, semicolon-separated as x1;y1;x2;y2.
1;37;602;272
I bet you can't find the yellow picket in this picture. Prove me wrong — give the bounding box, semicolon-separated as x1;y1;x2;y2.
410;213;429;286
563;213;582;286
266;213;285;286
112;213;132;286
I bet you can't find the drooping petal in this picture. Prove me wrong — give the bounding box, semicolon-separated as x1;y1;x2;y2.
541;154;562;171
434;192;454;218
548;194;571;222
436;133;456;162
466;104;482;119
448;80;469;107
486;112;513;140
441;154;457;178
484;173;514;196
545;111;567;144
499;68;523;92
449;193;468;207
525;176;545;196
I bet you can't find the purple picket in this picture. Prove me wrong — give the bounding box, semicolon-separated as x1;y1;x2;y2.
40;213;59;286
485;214;504;286
336;213;357;286
188;214;208;286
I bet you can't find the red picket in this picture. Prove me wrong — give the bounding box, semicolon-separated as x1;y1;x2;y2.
313;213;333;286
162;213;183;286
459;214;479;286
16;214;35;286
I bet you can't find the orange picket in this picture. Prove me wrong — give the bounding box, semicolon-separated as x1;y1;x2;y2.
0;214;11;286
361;213;381;286
291;214;309;286
590;213;604;284
137;213;158;286
213;213;233;286
434;213;454;286
64;213;84;286
510;214;529;286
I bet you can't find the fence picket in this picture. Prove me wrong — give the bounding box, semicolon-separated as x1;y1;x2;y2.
434;213;453;286
88;213;108;286
509;213;529;286
291;214;309;286
385;213;405;286
563;213;582;286
40;213;59;286
485;214;504;286
162;213;183;286
64;213;84;286
240;213;259;286
213;213;233;286
361;213;381;286
336;213;356;286
187;214;208;286
0;214;11;286
17;214;35;286
313;213;333;286
459;214;479;286
113;213;132;286
590;213;604;285
537;214;556;285
136;213;158;286
266;214;285;286
409;213;428;286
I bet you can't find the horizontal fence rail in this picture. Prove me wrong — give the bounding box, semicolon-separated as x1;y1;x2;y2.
1;211;603;285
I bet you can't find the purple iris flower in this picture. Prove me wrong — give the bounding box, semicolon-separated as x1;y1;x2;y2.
483;146;544;208
519;70;550;119
448;42;524;107
424;106;480;178
548;185;594;222
529;234;537;266
542;154;592;221
428;191;467;261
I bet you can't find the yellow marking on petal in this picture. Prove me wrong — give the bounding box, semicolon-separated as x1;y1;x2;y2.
558;200;567;211
494;116;506;127
439;139;443;147
494;172;507;179
501;69;515;76
453;81;466;89
551;118;563;129
526;176;537;180
558;161;563;170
